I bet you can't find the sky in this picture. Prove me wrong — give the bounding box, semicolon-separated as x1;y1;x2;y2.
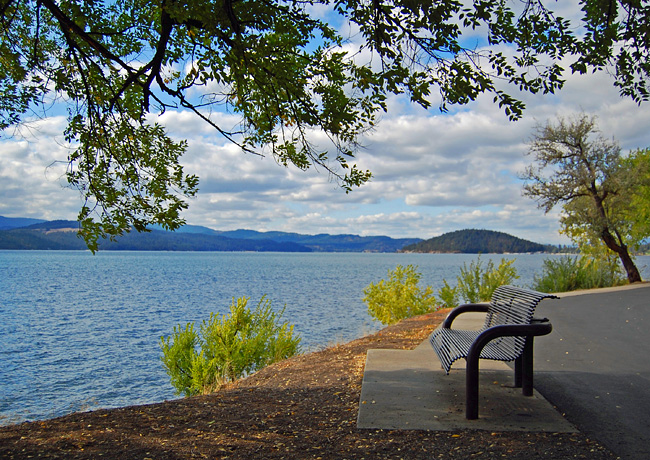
2;10;650;245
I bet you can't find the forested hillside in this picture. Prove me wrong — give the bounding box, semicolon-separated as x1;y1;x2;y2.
0;216;45;230
401;229;549;254
215;229;421;252
0;218;420;252
0;222;311;252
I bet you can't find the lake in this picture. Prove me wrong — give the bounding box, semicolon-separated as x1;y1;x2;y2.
1;250;648;426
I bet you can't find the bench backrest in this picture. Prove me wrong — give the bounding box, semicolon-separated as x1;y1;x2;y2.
483;285;558;330
481;285;558;359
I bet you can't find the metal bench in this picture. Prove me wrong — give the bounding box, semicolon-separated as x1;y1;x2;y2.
429;285;558;419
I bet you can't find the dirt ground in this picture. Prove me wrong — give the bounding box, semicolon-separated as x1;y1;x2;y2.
0;310;618;459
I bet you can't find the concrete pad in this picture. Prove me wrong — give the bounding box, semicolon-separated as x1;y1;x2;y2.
357;312;576;432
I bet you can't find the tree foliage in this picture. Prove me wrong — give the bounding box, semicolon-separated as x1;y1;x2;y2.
621;148;650;243
521;113;648;283
160;296;301;397
2;0;650;248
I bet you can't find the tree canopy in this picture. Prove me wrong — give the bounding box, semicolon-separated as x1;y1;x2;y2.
522;114;649;283
2;0;650;250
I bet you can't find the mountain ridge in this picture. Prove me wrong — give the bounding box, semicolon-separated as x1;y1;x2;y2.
0;216;46;230
0;217;421;253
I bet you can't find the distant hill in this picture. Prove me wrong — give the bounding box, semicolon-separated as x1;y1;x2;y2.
0;217;421;253
401;229;548;254
214;229;421;252
0;221;311;252
23;220;81;230
0;216;46;230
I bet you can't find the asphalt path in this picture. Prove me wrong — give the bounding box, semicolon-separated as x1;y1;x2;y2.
534;283;650;460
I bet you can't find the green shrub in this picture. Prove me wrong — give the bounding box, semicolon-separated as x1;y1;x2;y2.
437;279;459;309
532;255;626;292
456;256;519;303
363;264;438;325
160;296;301;397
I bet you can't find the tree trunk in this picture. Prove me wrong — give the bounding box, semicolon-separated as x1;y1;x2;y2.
591;193;643;283
601;230;643;283
616;246;643;283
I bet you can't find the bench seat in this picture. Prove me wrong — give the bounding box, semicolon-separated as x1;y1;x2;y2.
432;328;522;372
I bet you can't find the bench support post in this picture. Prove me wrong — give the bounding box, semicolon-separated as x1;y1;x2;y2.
514;354;522;388
521;337;535;396
514;337;535;395
466;352;480;420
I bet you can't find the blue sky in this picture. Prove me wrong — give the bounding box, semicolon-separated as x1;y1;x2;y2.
2;7;650;245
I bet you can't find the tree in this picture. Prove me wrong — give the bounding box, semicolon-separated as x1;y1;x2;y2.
2;1;650;249
622;148;650;241
521;113;647;283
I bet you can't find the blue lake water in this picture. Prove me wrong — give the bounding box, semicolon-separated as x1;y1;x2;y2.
1;250;648;426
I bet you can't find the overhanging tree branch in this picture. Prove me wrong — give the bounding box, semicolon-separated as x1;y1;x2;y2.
40;0;132;71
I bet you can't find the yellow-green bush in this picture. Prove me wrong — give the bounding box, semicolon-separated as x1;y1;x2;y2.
160;296;301;397
363;265;438;325
456;256;519;303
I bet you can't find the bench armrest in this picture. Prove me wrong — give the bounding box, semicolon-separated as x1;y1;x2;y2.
443;303;490;328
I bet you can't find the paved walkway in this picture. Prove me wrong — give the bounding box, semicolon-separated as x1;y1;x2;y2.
535;283;650;460
357;283;650;460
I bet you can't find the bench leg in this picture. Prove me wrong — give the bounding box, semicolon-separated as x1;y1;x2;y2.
513;338;535;395
515;336;534;396
515;355;523;388
466;352;480;420
521;337;534;396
